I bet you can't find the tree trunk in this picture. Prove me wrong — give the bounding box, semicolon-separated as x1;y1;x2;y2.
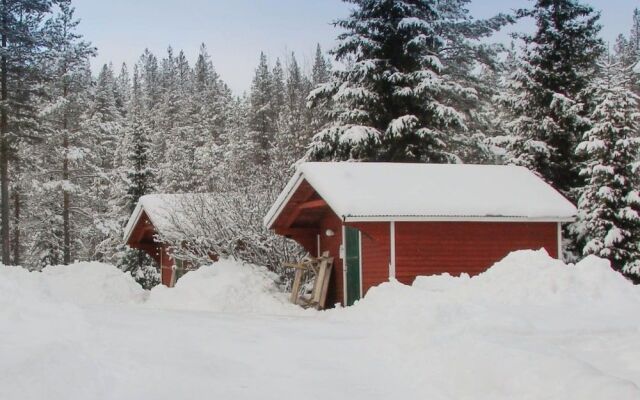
0;141;8;265
12;187;19;266
0;0;11;264
62;79;70;264
62;130;70;265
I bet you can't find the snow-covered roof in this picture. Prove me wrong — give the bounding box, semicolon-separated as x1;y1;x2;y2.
123;193;215;243
264;162;577;227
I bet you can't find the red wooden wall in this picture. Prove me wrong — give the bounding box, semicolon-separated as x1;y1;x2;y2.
159;246;174;286
289;220;558;306
393;221;558;285
348;222;391;296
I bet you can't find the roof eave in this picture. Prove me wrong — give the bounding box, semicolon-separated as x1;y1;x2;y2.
122;203;145;243
263;171;305;229
342;215;576;223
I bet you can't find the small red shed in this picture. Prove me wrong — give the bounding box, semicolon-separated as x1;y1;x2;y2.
123;194;215;287
264;162;577;306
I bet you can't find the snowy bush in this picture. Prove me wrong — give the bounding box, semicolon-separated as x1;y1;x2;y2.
154;188;304;283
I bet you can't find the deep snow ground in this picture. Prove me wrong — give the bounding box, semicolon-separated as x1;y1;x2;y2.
1;251;639;400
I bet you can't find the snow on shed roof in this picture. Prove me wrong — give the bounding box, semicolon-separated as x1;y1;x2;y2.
123;193;216;243
264;162;577;227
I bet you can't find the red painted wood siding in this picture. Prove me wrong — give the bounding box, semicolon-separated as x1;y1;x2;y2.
281;220;558;307
348;222;391;296
159;246;174;286
394;222;558;285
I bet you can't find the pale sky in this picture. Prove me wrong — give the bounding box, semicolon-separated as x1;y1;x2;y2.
73;0;637;94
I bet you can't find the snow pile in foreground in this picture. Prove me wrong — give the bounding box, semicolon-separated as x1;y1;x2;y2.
147;259;305;315
345;249;639;324
326;250;640;399
0;262;146;306
336;250;640;341
1;251;639;400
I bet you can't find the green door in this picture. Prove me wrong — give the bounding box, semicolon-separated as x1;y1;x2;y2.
345;226;361;306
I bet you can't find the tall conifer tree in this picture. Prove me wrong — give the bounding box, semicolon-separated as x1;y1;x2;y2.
575;60;640;282
497;0;604;197
0;0;56;263
307;0;512;162
39;2;95;265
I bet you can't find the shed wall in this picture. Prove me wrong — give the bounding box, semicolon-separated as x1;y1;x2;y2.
394;221;558;285
348;222;391;296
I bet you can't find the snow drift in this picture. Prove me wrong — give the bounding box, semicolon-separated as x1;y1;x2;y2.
146;259;305;315
0;250;639;400
327;250;640;399
342;250;640;326
0;261;146;306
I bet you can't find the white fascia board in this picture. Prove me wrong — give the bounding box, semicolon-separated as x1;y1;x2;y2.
557;222;563;262
263;172;305;229
341;224;347;306
342;215;576;223
389;221;396;280
122;204;145;242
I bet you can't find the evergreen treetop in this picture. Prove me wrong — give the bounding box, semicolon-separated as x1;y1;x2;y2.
497;0;604;196
307;0;513;162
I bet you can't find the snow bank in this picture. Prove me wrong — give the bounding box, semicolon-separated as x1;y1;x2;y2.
0;262;146;306
1;251;639;400
412;249;638;308
338;250;640;328
39;262;147;305
147;259;306;315
0;265;106;400
326;250;640;399
0;259;303;315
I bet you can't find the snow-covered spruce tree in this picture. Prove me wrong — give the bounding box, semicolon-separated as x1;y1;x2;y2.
190;44;235;192
80;63;129;261
248;52;277;166
0;0;58;264
273;52;315;167
85;63;124;173
306;0;512;162
496;0;603;197
115;65;159;288
613;9;640;94
575;60;640;283
620;9;640;68
118;116;159;288
37;2;95;265
158;48;198;193
114;63;132;117
309;44;332;134
136;49;162;179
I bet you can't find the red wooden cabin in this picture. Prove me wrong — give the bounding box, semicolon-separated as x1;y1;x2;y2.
264;162;577;306
123;194;216;287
